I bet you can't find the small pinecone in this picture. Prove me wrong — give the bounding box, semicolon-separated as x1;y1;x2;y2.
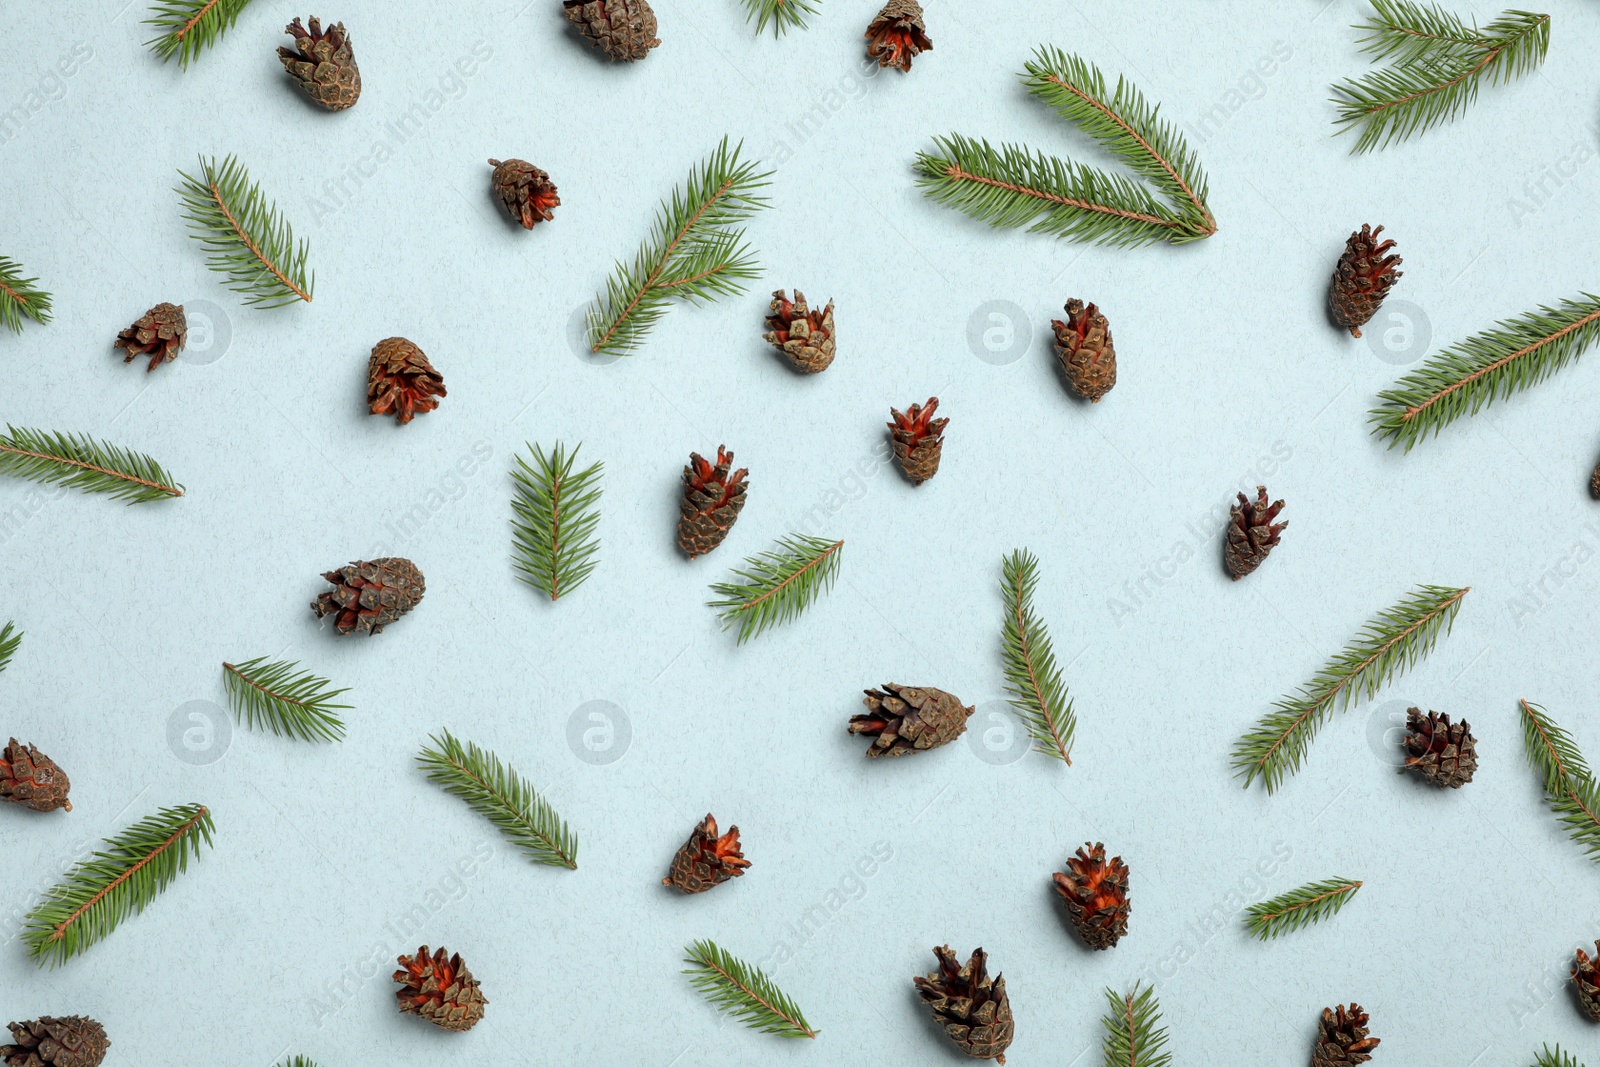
1311;1004;1379;1067
1401;709;1477;788
278;17;361;112
765;290;836;374
1224;486;1287;580
1052;299;1116;402
1573;941;1600;1021
393;945;487;1032
1053;842;1130;950
2;1017;109;1067
312;557;425;635
488;158;560;229
913;946;1014;1065
849;684;973;758
866;0;932;73
114;303;186;372
1589;455;1600;500
662;813;750;893
1329;224;1401;338
563;0;660;62
889;398;947;485
367;337;446;425
677;447;748;559
0;738;71;813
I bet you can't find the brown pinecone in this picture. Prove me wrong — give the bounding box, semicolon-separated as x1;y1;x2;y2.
1224;486;1287;580
114;303;186;372
488;158;560;229
394;946;487;1032
662;813;750;893
1052;299;1116;402
913;946;1014;1065
1052;842;1130;950
1311;1004;1379;1067
0;739;71;813
1329;224;1401;338
889;397;947;485
2;1017;109;1067
312;557;425;635
765;290;835;374
278;17;361;111
865;0;932;72
1574;941;1600;1021
677;447;748;559
849;684;973;758
1589;455;1600;500
1401;709;1477;788
367;337;446;425
563;0;660;62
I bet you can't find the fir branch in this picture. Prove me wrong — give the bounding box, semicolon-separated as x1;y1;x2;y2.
1534;1045;1586;1067
0;256;53;333
1369;293;1600;451
1244;877;1363;940
683;939;817;1038
418;730;578;869
0;425;184;503
1355;0;1496;64
708;535;842;643
1519;699;1600;862
176;154;314;309
1232;585;1468;792
23;804;214;966
739;0;817;35
0;621;20;676
585;137;771;354
510;442;603;601
276;1059;321;1067
1099;983;1172;1067
999;549;1077;764
222;658;349;743
144;0;255;67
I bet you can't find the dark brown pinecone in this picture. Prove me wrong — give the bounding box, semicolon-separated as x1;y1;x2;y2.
1329;224;1401;338
1401;709;1477;788
0;739;71;813
1589;455;1600;500
113;303;186;372
765;290;835;374
1574;941;1600;1021
1311;1004;1379;1067
677;447;748;559
1224;486;1287;580
889;397;947;485
662;813;750;893
367;337;446;425
394;945;487;1032
913;946;1014;1064
865;0;932;72
1053;842;1130;950
563;0;660;62
849;684;973;757
2;1017;109;1067
312;557;425;635
278;17;361;111
1052;299;1116;402
488;158;560;229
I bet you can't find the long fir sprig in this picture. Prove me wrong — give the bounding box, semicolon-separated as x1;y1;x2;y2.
0;256;53;333
1099;984;1172;1067
222;658;350;743
683;940;817;1038
418;730;578;869
708;535;842;643
0;426;184;503
0;622;20;675
1519;699;1600;862
176;155;313;308
1232;585;1468;792
739;0;818;35
999;549;1077;764
1534;1045;1586;1067
144;0;255;67
511;442;602;601
1244;877;1363;940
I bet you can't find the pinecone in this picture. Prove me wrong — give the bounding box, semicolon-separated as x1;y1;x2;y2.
0;739;71;813
1052;299;1116;402
311;557;425;635
764;290;835;374
849;684;973;758
367;337;446;425
913;946;1014;1065
2;1017;109;1067
889;398;947;485
677;447;748;559
563;0;660;62
1052;842;1129;950
1401;708;1477;788
1573;941;1600;1021
1329;224;1401;338
488;158;560;229
662;813;750;893
277;17;361;112
393;945;487;1032
865;0;932;72
1311;1004;1379;1067
1589;455;1600;500
1224;486;1287;580
113;303;186;372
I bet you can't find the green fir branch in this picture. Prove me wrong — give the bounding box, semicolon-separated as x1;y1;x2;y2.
0;256;53;333
222;658;349;743
1100;983;1171;1067
1355;0;1499;64
683;939;817;1038
708;535;842;643
999;549;1077;764
276;1059;322;1067
739;0;817;35
0;622;20;675
23;804;214;966
511;442;602;602
1534;1045;1586;1067
1232;585;1468;792
1519;699;1600;862
145;0;255;67
176;154;313;308
0;425;184;503
418;730;578;869
1244;877;1363;940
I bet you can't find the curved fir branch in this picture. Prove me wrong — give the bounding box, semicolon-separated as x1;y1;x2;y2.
1000;549;1076;764
1100;983;1172;1067
739;0;818;35
683;939;817;1038
0;425;184;504
708;535;843;644
1244;877;1363;940
222;658;350;743
176;154;313;308
510;441;603;602
0;621;20;675
418;730;578;869
145;0;256;67
0;256;53;333
1519;699;1600;862
1533;1044;1586;1067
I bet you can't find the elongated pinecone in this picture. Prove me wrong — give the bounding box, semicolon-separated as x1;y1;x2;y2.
1;1018;107;1067
1053;842;1129;950
1402;709;1477;788
1574;941;1600;1021
367;337;446;425
564;0;660;62
114;303;186;372
765;290;835;374
278;17;361;111
1224;486;1287;580
1312;1004;1379;1067
662;813;750;893
678;447;748;559
0;739;71;813
312;557;425;635
849;684;973;757
394;946;486;1032
1052;299;1116;402
488;158;560;229
889;398;947;485
1330;224;1401;338
914;946;1014;1065
866;0;932;72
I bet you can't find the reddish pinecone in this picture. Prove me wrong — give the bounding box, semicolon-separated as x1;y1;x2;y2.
913;946;1014;1065
393;946;487;1032
662;813;750;894
849;684;973;758
488;158;560;229
1224;486;1287;580
0;739;71;813
114;303;186;372
1329;224;1401;338
278;17;361;111
312;557;425;635
865;0;932;73
563;0;660;62
1402;709;1477;788
2;1017;108;1067
677;447;748;559
1312;1004;1379;1067
889;398;947;485
1574;941;1600;1021
765;290;835;374
367;337;446;425
1052;299;1116;402
1053;842;1129;950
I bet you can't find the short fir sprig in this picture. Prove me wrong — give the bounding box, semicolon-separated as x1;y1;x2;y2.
1519;699;1600;862
145;0;256;67
1100;983;1172;1067
683;940;817;1038
1244;877;1363;940
511;442;603;601
0;256;53;333
1534;1044;1586;1067
0;621;20;675
0;425;184;503
176;154;314;308
708;535;842;643
739;0;818;35
276;1059;322;1067
999;549;1077;764
418;730;578;869
222;658;350;743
